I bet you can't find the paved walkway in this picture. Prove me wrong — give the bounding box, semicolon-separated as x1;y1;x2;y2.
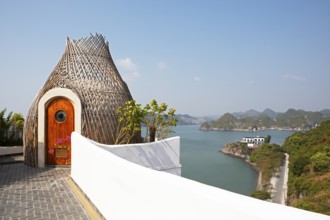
270;153;289;205
0;155;24;165
0;163;90;219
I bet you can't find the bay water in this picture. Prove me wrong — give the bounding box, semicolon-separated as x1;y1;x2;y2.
171;125;293;196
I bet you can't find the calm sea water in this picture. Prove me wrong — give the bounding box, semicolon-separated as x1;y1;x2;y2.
171;125;293;196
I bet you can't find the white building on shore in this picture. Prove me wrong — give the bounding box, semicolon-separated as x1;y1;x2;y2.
241;136;265;148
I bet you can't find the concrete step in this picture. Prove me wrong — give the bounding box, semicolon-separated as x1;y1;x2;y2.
0;154;24;164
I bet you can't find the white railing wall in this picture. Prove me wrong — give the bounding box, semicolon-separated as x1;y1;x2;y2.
71;132;329;220
89;136;181;175
0;146;23;156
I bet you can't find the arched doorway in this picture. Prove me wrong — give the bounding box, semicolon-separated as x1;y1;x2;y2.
46;98;74;165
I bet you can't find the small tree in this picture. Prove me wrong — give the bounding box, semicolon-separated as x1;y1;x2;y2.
143;99;177;142
113;100;145;144
113;99;177;144
0;109;24;146
264;135;272;144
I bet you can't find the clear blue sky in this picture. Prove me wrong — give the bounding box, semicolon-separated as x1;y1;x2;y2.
1;0;329;117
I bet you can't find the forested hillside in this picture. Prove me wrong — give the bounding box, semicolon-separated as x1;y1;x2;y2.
200;109;330;131
283;121;330;215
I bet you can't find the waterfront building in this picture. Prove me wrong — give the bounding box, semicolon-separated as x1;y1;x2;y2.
241;136;265;148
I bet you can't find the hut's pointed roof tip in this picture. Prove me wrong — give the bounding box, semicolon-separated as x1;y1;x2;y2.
65;33;106;42
66;36;70;46
89;32;104;38
64;33;109;49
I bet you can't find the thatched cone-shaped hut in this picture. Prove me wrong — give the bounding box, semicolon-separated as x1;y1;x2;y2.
24;34;135;167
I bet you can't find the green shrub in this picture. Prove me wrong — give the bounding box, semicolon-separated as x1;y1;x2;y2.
310;152;330;174
251;190;271;200
291;157;309;176
0;109;24;146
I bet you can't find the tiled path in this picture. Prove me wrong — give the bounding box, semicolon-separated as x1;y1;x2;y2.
0;163;90;219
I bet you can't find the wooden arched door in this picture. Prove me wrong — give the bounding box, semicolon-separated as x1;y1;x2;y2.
46;98;74;165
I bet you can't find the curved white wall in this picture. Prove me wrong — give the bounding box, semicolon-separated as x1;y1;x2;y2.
71;132;329;220
90;136;181;175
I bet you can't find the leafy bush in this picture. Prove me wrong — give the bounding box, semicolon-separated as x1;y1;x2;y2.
114;99;177;144
291;156;309;176
143;99;177;142
251;190;271;200
0;109;24;146
114;100;145;144
310;152;330;174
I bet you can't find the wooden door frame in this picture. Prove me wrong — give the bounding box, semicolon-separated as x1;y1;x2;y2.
37;88;82;167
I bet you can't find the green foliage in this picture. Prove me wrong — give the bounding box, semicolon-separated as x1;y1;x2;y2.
310;152;330;174
0;109;25;146
283;120;330;215
143;99;177;142
276;109;324;129
114;99;177;144
293;192;330;215
250;143;284;187
207;113;278;130
200;122;211;130
114;100;145;144
291;156;309;176
289;174;330;215
250;144;283;163
212;113;238;130
251;190;271;200
264;135;271;144
283;131;305;149
223;138;283;192
222;142;250;157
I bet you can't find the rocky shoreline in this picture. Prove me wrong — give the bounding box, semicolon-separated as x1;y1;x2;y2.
220;144;287;204
220;146;262;190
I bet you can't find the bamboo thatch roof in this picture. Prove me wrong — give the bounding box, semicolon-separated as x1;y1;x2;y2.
23;34;133;166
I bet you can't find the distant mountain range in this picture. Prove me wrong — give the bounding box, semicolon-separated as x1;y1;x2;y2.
175;114;212;125
198;108;330;131
232;108;278;119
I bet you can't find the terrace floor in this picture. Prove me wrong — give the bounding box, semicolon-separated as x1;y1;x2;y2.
0;159;91;219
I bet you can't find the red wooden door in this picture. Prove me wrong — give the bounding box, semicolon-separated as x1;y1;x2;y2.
46;98;74;165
